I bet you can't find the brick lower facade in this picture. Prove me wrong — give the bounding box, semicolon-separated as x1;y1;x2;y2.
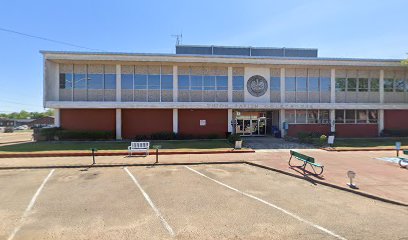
384;110;408;131
335;124;378;138
178;109;228;137
287;124;331;137
60;109;116;133
122;109;173;139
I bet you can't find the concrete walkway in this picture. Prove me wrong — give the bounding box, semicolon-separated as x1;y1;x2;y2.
0;150;406;205
243;136;314;149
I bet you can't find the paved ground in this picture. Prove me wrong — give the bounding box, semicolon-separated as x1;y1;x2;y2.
1;164;407;240
243;136;313;149
1;150;407;205
0;131;33;146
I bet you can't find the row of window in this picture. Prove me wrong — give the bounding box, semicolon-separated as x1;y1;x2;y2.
60;73;116;90
384;78;408;92
335;110;378;124
285;110;330;124
178;75;227;91
285;77;330;92
336;78;379;92
121;74;173;90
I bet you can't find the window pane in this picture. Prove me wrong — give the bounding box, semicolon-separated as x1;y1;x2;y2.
233;76;244;90
87;74;103;89
319;110;330;123
134;74;147;90
121;74;133;89
358;78;368;92
307;110;319;123
320;77;330;91
204;76;216;90
370;78;379;92
178;75;189;90
104;74;116;89
296;110;307;123
395;79;405;92
148;75;160;90
296;77;307;91
270;77;280;91
285;77;296;91
345;110;356;123
347;78;357;92
216;76;228;90
286;110;296;123
59;73;73;89
161;75;173;90
357;110;368;123
335;110;344;123
74;74;86;89
384;79;394;92
368;110;378;123
191;75;203;90
335;78;346;92
308;77;319;92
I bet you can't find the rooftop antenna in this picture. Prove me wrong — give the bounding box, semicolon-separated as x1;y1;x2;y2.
171;33;183;46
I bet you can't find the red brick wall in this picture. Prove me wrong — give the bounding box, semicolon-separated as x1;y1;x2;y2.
335;124;378;138
178;109;228;137
287;124;330;137
122;109;173;139
60;109;115;133
384;110;408;130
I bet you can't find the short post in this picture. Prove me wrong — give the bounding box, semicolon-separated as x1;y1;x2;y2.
152;145;162;163
395;142;401;157
90;148;97;165
347;170;358;189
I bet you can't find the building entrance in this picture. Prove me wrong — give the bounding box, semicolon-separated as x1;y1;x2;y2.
235;111;267;136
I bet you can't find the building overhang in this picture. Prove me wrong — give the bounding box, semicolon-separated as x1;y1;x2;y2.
45;101;408;110
40;51;405;68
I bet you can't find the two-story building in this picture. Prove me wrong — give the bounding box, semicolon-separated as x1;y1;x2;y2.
42;45;408;139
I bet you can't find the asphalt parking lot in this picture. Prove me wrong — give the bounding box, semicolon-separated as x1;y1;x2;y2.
1;163;407;240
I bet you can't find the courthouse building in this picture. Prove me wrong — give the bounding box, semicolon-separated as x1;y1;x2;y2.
42;45;408;139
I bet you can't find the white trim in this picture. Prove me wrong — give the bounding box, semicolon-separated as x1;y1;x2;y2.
228;67;233;102
379;69;384;104
378;109;384;136
330;109;335;132
280;109;285;137
54;109;60;127
227;109;233;133
280;68;285;103
173;65;178;102
116;64;121;102
330;68;336;103
172;109;178;133
116;109;122;140
45;101;408;110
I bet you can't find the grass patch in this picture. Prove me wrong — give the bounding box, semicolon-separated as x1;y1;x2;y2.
333;138;408;149
0;139;233;153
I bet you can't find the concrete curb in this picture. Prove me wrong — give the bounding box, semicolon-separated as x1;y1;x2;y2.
0;149;255;158
323;148;405;152
245;162;408;207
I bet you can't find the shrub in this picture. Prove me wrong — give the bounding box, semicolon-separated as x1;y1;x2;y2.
382;129;408;137
206;134;220;139
4;127;14;133
319;134;327;146
150;132;176;140
56;130;113;140
228;133;242;143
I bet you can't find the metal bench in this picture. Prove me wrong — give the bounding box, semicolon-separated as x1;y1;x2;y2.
289;150;324;176
128;142;150;156
399;150;408;168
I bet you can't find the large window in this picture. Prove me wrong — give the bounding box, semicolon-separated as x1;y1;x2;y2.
233;76;244;90
190;75;203;90
286;110;330;124
335;110;377;124
148;75;160;90
358;78;368;92
384;79;394;92
308;77;319;92
320;77;330;91
216;76;228;90
296;77;307;91
370;78;379;92
134;74;147;90
285;77;296;91
395;79;405;92
178;75;189;90
104;74;116;89
74;73;86;89
161;75;173;90
270;77;280;91
121;74;133;89
59;73;73;89
347;78;357;92
335;78;346;92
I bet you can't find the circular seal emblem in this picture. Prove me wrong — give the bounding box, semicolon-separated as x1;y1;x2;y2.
247;75;268;97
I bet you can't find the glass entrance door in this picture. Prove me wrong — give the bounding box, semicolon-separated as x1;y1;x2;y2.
235;112;267;136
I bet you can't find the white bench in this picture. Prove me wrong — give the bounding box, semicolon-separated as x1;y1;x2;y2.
128;142;150;156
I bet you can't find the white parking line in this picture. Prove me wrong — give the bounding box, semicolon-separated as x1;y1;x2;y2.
124;167;175;237
185;166;347;240
7;169;55;240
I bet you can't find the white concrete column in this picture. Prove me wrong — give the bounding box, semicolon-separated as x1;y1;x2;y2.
330;68;336;103
379;69;384;104
54;108;60;127
115;109;122;140
116;64;121;102
378;109;384;136
173;65;178;102
173;109;178;133
227;109;233;133
279;109;285;137
280;68;285;103
228;67;233;102
330;109;336;132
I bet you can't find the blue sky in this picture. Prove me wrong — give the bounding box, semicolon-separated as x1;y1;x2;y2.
0;0;407;112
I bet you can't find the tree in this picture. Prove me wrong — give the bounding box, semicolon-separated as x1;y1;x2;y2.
0;109;54;119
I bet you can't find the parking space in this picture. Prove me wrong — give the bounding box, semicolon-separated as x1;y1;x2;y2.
1;163;407;240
